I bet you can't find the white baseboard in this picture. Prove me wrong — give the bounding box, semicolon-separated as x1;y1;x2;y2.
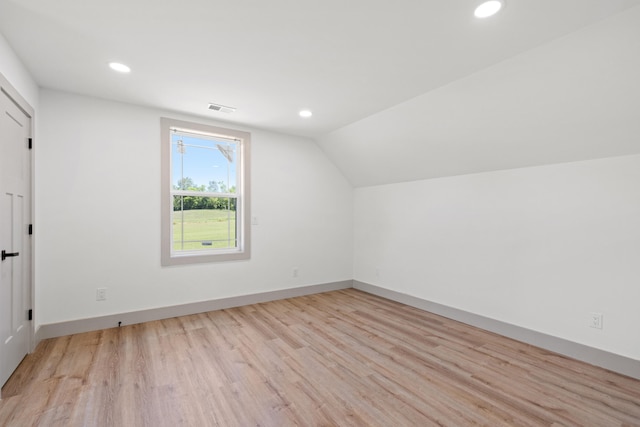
354;281;640;380
36;280;352;341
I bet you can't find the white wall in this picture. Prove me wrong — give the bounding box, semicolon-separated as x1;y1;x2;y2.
354;154;640;360
0;32;38;109
36;89;353;326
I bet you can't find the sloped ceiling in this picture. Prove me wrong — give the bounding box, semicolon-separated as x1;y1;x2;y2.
318;5;640;186
1;0;640;186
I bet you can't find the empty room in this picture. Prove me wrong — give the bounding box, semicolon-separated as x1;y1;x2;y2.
1;0;639;425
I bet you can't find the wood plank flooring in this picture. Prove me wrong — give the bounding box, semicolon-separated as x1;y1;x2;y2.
1;289;639;426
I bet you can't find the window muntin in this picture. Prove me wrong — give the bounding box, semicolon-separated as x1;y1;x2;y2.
161;118;250;265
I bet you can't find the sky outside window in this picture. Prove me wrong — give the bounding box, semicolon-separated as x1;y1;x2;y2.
171;132;237;192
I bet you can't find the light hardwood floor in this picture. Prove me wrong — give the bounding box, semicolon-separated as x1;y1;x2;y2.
1;289;639;426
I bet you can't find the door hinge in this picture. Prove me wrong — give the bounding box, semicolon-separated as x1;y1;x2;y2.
28;138;33;149
29;224;33;235
28;309;33;321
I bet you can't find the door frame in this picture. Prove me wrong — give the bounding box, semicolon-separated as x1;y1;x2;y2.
0;71;36;362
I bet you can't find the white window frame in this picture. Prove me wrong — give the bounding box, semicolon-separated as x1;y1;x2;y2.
161;117;251;265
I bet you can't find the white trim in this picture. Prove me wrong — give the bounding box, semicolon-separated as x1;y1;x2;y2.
36;281;353;340
354;281;640;380
171;190;237;198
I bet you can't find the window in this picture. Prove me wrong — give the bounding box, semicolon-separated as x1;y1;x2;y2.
161;118;250;265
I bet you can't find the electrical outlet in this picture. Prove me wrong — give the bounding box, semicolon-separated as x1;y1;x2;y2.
96;288;107;301
292;267;299;278
589;312;603;329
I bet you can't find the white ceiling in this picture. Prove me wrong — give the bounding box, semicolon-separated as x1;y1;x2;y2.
2;0;640;185
319;4;640;186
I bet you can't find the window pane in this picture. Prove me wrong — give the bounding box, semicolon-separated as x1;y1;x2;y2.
161;117;250;265
171;133;237;192
172;196;237;251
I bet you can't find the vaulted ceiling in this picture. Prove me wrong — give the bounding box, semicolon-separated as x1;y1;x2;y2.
2;0;640;186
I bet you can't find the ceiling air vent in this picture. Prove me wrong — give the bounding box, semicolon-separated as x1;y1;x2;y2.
208;103;236;114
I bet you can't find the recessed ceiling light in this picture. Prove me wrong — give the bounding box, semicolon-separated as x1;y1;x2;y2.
109;62;131;73
474;0;504;18
299;109;313;118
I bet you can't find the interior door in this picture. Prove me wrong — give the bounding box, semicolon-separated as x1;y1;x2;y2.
0;88;32;388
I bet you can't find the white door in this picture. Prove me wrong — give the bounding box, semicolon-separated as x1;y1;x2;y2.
0;88;32;388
